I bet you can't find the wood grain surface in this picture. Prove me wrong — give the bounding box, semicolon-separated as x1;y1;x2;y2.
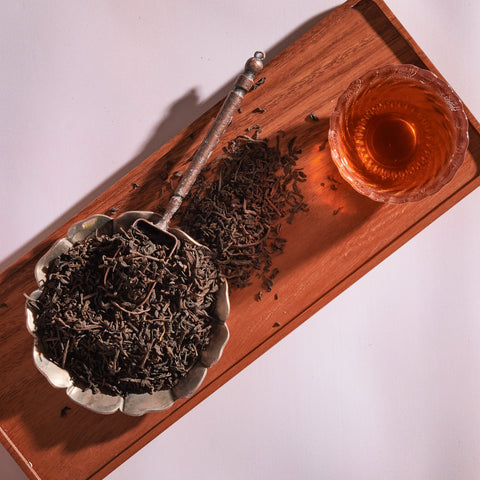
1;0;479;479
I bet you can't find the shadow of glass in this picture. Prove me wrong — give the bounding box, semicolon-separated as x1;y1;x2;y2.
266;116;380;273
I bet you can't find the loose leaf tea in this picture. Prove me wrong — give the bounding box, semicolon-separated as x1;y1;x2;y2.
251;77;266;90
29;227;220;396
60;406;71;418
175;134;308;289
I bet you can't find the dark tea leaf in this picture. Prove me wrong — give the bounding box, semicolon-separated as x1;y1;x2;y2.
175;134;308;290
30;226;220;396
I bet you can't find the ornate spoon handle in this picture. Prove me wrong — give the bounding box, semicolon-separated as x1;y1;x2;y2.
157;51;265;230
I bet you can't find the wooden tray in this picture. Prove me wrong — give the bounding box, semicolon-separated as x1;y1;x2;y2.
1;0;479;478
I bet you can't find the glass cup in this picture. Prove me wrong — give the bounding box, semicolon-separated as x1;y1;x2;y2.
328;64;469;203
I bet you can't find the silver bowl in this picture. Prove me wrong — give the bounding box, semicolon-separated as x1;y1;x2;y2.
26;211;230;416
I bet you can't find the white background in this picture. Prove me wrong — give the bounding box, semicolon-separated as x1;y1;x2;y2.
1;1;480;479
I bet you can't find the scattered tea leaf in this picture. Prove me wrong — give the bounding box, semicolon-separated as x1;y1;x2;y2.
60;406;71;417
251;77;266;90
327;175;341;184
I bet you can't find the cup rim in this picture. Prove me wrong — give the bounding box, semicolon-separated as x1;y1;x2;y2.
328;63;469;204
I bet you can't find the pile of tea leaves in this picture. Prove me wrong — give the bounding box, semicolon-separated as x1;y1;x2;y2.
29;227;220;396
175;133;308;290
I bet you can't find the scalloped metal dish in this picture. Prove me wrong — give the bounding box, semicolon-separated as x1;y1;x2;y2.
26;211;230;416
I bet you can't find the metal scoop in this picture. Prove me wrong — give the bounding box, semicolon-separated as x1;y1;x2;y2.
26;52;265;415
134;51;265;252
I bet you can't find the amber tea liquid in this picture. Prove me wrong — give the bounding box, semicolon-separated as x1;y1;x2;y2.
344;77;457;193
